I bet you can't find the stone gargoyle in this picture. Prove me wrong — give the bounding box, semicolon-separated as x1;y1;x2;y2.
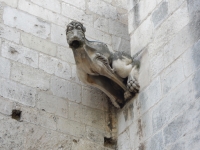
66;21;140;108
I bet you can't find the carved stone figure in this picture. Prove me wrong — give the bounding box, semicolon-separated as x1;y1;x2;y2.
66;21;140;108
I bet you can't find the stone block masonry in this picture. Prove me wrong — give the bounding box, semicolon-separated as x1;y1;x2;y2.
117;0;200;150
0;0;129;149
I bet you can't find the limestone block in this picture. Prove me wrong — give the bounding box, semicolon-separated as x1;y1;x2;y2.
82;86;108;111
85;25;111;45
138;77;161;115
30;0;61;13
168;0;185;14
160;58;185;95
39;54;71;80
112;35;121;51
71;65;81;83
24;124;73;149
162;25;194;68
82;106;105;130
117;109;127;134
50;76;81;103
0;0;17;7
152;75;195;132
141;131;164;150
71;139;104;150
193;68;200;99
127;0;139;11
39;54;58;74
149;51;164;78
57;117;85;137
18;0;68;27
2;41;38;68
3;6;50;39
94;17;109;33
0;78;36;107
168;119;200;150
163;100;200;146
62;0;85;10
51;24;68;46
62;3;93;25
11;62;51;91
0;57;10;78
37;91;68;118
57;46;75;64
55;60;72;80
130;16;153;54
152;1;168;27
86;126;104;145
69;102;83;122
88;0;117;20
0;119;24;150
21;32;57;56
0;24;20;43
148;2;189;56
37;110;57;130
109;19;129;40
0;97;14;115
129;122;140;149
117;130;131;150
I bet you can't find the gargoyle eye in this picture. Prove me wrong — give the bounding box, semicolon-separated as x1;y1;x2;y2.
68;26;73;31
76;25;82;30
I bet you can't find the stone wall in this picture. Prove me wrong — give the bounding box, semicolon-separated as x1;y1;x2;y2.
0;0;129;149
117;0;200;149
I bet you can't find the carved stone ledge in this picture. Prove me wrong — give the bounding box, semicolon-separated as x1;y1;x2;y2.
66;21;140;108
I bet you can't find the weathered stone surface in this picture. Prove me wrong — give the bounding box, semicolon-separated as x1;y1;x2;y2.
71;139;104;150
0;57;10;78
0;97;14;115
0;77;36;107
117;130;131;150
3;6;50;39
62;3;93;25
51;24;68;46
11;62;51;90
163;100;200;146
161;58;185;95
18;0;68;27
138;77;161;115
94;17;109;33
152;1;168;27
30;0;61;13
0;24;20;43
152;75;196;132
82;86;108;111
57;46;75;64
62;0;85;10
50;76;81;103
0;0;17;7
109;19;129;40
57;116;85;137
21;32;57;56
39;54;71;80
86;126;104;144
88;0;117;20
37;91;68;118
1;41;38;68
82;106;105;130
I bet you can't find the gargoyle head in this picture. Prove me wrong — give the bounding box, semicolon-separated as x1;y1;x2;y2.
66;21;86;49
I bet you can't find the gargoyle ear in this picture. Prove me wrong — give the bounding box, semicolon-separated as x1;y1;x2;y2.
82;26;86;33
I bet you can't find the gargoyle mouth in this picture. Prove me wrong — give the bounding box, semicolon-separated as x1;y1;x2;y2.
69;40;83;49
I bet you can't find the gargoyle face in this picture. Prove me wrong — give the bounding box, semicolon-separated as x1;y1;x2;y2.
66;21;86;49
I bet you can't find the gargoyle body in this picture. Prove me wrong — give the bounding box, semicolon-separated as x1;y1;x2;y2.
66;21;140;108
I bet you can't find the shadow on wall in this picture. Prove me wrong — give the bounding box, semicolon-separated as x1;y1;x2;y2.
187;0;200;98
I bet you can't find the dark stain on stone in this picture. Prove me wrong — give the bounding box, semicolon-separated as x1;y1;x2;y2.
138;143;145;150
104;137;116;148
137;119;143;140
9;47;18;54
123;107;128;121
129;103;134;119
